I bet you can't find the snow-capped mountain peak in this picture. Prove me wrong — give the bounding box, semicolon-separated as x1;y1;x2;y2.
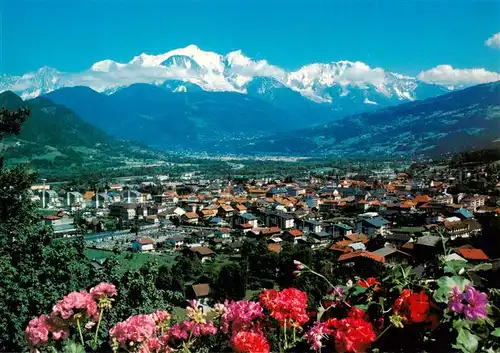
0;45;463;104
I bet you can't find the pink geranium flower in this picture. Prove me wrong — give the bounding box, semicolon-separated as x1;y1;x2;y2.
90;282;117;300
109;314;157;345
51;290;98;321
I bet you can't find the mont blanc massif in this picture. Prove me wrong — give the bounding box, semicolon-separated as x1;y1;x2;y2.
1;45;499;156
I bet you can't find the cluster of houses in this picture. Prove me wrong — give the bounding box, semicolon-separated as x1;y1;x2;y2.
32;168;500;302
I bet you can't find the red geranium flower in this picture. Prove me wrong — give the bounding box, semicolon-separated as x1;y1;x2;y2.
358;277;379;289
231;331;270;353
393;289;430;324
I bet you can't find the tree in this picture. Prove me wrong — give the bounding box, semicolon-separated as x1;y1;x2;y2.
213;263;246;301
0;107;96;351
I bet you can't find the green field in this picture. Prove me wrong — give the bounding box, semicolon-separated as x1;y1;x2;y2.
84;248;177;271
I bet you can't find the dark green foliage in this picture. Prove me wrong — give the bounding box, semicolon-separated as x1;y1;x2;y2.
213;263;247;301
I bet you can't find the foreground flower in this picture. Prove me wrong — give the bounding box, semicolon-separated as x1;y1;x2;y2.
260;288;309;327
90;282;117;300
25;315;69;348
109;314;156;345
448;285;488;322
231;331;270;353
51;290;98;321
306;308;375;353
358;277;379;289
327;315;376;353
168;319;217;340
151;310;172;324
305;321;332;350
220;300;263;334
393;289;430;324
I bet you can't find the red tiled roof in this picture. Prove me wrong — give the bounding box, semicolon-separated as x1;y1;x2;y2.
184;212;198;219
338;251;385;263
136;238;153;245
456;246;489;261
43;215;61;220
190;246;215;256
267;243;281;253
345;233;369;244
287;229;304;237
237;223;254;229
261;227;281;235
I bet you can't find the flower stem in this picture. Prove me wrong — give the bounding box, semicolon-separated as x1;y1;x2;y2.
284;319;288;350
376;324;393;340
93;308;104;349
76;317;84;346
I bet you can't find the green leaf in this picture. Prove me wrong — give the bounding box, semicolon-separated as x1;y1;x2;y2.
469;263;493;272
453;326;479;353
64;341;86;353
434;276;471;303
444;260;469;275
492;328;500;337
316;304;326;321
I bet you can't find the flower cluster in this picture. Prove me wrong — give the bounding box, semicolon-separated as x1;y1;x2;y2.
110;314;157;345
448;285;488;322
358;277;380;290
220;300;263;334
24;315;69;348
392;289;430;326
25;282;117;350
52;290;99;321
305;307;376;353
231;330;270;353
260;288;309;327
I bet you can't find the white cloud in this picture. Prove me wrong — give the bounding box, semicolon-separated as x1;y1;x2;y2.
417;65;500;86
485;32;500;49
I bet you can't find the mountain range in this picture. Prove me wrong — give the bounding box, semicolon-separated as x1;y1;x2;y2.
0;91;167;172
1;45;452;126
236;81;500;157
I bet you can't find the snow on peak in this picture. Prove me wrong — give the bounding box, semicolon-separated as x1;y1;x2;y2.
0;44;458;102
91;59;126;72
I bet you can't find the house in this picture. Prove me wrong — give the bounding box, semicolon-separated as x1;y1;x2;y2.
443;219;481;240
209;217;227;227
92;193;113;208
461;195;488;212
132;238;154;252
121;190;143;203
355;215;390;237
182;212;199;224
412;235;448;260
234;204;247;214
39;190;60;208
235;213;259;228
309;231;332;249
282;229;305;243
387;227;425;247
338;251;385;273
267;243;282;253
333;223;353;238
189;246;215;263
218;204;234;218
455;245;489;262
263;211;295;230
300;220;324;234
260;227;282;237
454;208;474;220
371;246;413;264
65;192;83;208
109;184;123;192
109;203;137;222
287;187;306;197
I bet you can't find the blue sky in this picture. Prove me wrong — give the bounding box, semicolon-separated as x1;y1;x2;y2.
2;0;499;76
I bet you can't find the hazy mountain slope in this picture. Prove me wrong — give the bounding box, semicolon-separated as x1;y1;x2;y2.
240;81;500;156
46;84;294;149
0;91;167;170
